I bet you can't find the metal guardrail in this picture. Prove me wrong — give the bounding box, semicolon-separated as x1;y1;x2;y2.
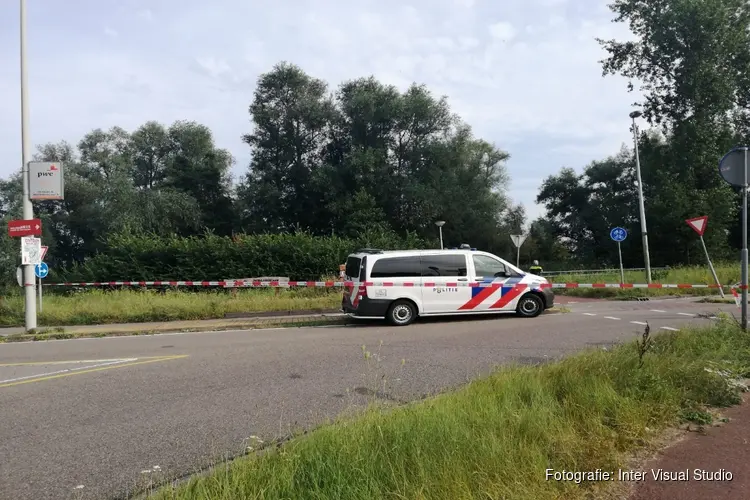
540;267;670;276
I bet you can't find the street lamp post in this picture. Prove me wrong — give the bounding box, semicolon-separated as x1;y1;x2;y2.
20;0;37;330
629;110;653;284
435;221;445;249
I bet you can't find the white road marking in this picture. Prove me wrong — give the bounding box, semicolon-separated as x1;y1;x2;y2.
0;359;136;384
604;316;621;320
677;313;695;316
651;309;667;313
630;321;648;326
660;327;679;331
583;313;597;316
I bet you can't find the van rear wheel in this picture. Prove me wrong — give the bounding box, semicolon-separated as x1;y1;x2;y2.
516;294;543;318
386;300;417;326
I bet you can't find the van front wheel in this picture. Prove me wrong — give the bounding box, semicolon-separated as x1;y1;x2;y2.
516;294;543;318
386;300;417;326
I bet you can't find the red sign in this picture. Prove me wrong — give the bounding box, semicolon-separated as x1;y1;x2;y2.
686;216;708;236
40;245;48;262
7;219;42;237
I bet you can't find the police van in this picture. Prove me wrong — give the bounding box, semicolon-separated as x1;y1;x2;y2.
341;246;554;326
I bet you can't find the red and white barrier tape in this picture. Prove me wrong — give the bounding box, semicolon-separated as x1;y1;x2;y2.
42;280;742;289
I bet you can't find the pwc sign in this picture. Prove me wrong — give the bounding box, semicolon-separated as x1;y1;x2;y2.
28;162;64;200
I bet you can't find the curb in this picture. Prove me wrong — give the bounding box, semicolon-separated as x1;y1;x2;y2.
0;317;350;343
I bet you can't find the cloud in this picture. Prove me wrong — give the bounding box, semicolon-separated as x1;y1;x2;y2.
0;0;642;223
489;22;517;41
136;8;153;22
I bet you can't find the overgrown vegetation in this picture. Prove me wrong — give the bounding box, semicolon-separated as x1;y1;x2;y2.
550;263;740;298
0;288;342;327
146;321;750;500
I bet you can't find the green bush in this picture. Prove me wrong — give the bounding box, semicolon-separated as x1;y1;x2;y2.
54;228;428;282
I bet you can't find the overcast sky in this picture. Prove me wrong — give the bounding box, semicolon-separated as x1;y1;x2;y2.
0;0;642;223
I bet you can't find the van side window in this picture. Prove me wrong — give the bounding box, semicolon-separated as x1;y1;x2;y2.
369;256;421;278
472;255;508;278
420;254;468;277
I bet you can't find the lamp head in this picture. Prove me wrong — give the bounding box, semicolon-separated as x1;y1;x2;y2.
629;110;642;119
435;220;445;227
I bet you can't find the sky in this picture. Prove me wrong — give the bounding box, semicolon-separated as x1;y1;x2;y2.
0;0;642;224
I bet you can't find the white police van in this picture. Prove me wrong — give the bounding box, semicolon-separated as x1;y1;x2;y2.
341;246;554;326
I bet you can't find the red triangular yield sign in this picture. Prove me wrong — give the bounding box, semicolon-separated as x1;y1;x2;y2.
686;216;708;236
40;246;48;262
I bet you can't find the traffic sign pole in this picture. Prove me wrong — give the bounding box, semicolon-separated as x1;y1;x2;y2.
610;227;628;284
20;0;37;332
685;217;724;299
699;235;724;299
743;149;748;330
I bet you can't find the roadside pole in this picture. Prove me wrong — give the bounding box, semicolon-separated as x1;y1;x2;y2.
685;216;724;298
610;227;627;284
20;0;36;331
744;149;748;330
718;146;750;330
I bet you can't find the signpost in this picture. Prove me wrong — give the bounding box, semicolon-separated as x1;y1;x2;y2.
34;260;48;312
21;236;41;266
28;162;64;200
610;227;627;283
719;146;749;330
7;218;41;237
685;216;724;298
510;234;528;268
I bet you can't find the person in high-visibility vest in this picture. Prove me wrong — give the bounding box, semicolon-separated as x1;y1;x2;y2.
529;260;543;275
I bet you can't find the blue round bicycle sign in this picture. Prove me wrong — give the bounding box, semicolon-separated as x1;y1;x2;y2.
610;227;627;242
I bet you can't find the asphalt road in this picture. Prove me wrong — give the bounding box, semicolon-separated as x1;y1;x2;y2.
0;297;738;500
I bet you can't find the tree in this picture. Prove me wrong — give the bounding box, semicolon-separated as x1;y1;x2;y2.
239;64;515;250
239;62;336;233
598;0;750;126
537;148;640;266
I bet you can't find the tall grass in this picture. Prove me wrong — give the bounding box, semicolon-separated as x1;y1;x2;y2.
553;262;739;298
0;289;342;327
150;320;750;500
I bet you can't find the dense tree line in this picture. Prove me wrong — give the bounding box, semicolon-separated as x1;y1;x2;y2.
0;65;528;287
4;0;749;287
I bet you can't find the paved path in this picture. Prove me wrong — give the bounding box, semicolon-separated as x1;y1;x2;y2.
0;298;738;500
630;393;750;500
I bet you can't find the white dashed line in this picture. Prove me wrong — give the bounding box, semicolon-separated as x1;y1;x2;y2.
677;313;695;316
583;313;597;316
630;321;648;326
660;327;680;331
651;309;667;313
604;316;621;320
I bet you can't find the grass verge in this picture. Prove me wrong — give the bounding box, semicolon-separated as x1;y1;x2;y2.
551;262;739;299
0;288;342;327
146;319;750;500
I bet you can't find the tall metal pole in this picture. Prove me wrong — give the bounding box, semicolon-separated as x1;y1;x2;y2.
439;227;443;249
631;115;652;284
516;245;521;268
20;0;37;331
742;148;748;331
617;241;625;284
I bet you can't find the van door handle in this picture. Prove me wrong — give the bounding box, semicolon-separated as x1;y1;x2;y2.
457;278;468;281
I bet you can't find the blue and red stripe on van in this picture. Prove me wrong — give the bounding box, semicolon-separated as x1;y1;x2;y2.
459;276;526;310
